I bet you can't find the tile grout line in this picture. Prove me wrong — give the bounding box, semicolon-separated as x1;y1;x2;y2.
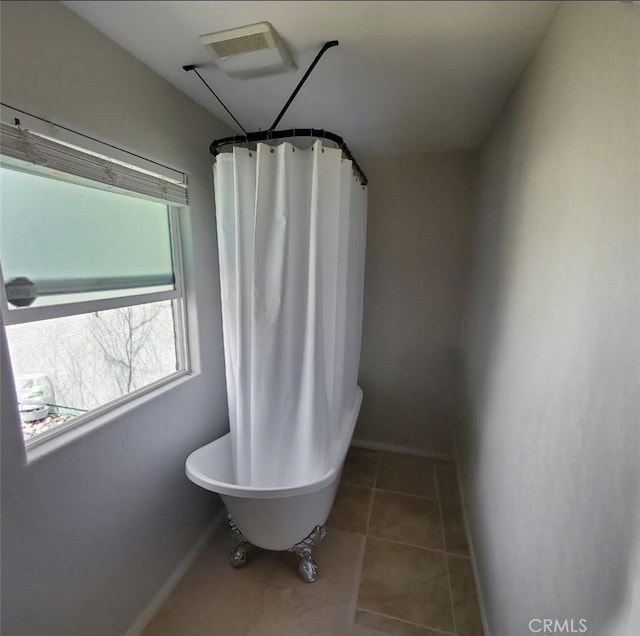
351;450;381;630
366;450;382;533
348;524;368;626
437;462;459;636
354;608;456;636
434;465;449;555
373;450;381;489
373;486;440;502
364;449;381;548
364;533;469;558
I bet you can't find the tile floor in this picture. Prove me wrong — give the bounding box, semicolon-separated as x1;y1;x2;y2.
143;449;483;636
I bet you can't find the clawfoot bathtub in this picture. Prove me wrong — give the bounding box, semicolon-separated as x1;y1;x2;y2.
185;388;363;582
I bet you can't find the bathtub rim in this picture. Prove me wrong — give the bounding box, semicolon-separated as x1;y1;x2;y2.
185;387;362;499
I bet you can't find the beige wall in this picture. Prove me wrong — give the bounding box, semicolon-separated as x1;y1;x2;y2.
0;2;231;635
356;152;477;457
460;3;639;635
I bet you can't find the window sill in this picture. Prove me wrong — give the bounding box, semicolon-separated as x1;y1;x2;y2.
24;370;198;464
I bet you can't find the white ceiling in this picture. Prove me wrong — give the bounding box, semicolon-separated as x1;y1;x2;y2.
63;1;558;156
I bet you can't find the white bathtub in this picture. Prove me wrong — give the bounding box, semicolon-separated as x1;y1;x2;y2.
186;388;363;552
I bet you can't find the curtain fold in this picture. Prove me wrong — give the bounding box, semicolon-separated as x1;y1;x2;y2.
214;141;367;487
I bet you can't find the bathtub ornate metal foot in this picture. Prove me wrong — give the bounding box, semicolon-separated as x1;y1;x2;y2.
288;525;326;583
227;514;251;568
226;514;326;582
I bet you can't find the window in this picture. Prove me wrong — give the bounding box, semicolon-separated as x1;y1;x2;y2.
0;121;190;449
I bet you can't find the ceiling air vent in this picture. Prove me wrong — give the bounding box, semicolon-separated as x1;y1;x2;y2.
200;22;296;79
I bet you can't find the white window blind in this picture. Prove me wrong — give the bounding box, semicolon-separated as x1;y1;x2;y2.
0;166;176;311
0;122;188;205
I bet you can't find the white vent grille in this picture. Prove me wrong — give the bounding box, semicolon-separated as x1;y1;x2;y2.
200;22;295;78
208;32;274;58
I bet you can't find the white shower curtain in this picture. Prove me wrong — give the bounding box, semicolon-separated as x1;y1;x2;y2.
214;141;367;488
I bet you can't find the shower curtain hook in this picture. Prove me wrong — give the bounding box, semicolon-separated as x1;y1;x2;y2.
265;129;272;152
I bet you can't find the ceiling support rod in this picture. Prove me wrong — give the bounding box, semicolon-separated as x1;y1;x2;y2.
268;41;339;131
183;64;247;134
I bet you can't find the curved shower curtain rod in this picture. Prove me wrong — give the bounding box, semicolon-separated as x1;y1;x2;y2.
184;40;368;186
210;129;368;186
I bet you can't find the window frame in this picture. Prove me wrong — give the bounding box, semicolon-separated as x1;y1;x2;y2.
0;151;193;454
